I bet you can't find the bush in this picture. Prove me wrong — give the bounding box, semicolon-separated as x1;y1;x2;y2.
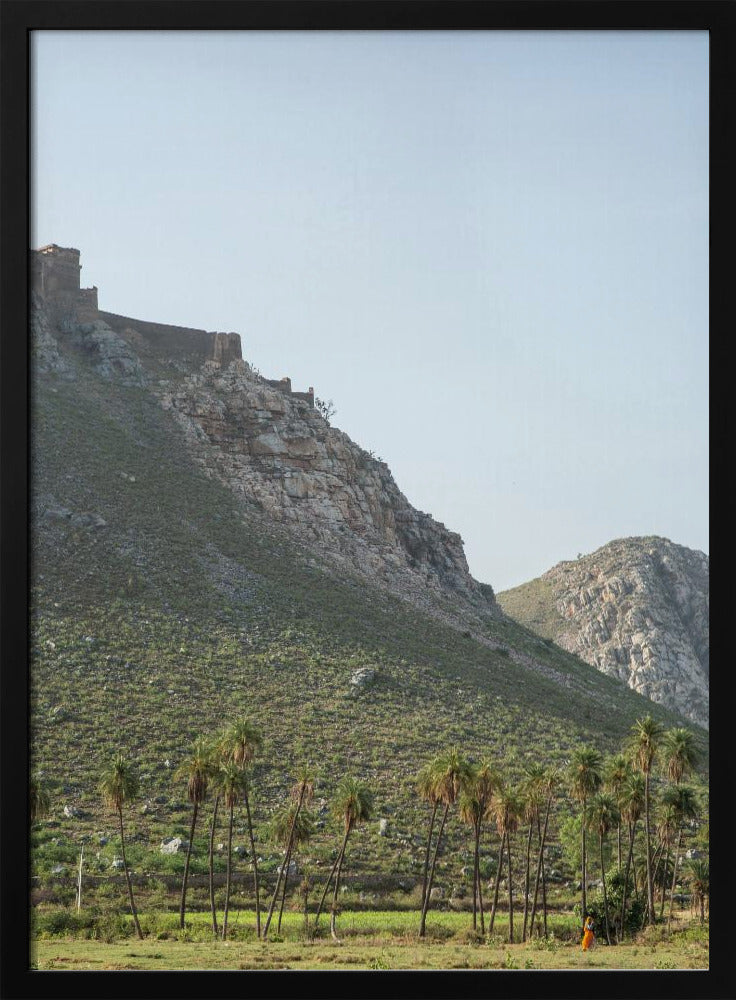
574;868;645;942
35;909;82;937
91;911;133;943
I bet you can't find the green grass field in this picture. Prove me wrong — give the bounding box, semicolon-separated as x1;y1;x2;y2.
32;909;708;970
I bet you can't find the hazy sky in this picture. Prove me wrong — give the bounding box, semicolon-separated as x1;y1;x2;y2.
32;30;708;592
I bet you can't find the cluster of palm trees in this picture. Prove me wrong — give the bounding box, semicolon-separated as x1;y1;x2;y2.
415;716;704;943
416;748;558;942
97;717;373;941
569;717;702;942
34;712;704;945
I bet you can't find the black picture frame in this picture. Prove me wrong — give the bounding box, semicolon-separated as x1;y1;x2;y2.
2;3;732;998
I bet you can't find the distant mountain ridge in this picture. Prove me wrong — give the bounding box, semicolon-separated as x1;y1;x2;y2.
497;537;709;728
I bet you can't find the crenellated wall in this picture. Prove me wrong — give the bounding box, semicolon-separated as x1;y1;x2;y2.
98;310;242;366
32;244;313;402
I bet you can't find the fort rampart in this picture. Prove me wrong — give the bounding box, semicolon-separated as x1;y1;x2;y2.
31;244;313;405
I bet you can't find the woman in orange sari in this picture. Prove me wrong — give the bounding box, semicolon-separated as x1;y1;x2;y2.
581;915;595;951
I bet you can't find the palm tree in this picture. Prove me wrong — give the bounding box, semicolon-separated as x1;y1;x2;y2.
568;746;603;924
520;763;545;942
216;761;248;941
618;771;645;938
487;776;507;936
685;858;709;923
263;765;315;939
174;737;211;929
628;715;663;925
98;753;143;940
220;718;263;936
276;805;315;934
492;785;522;943
417;763;442;913
314;777;373;939
664;785;698;930
529;766;559;939
661;728;700;787
660;727;700;931
587;793;620;945
459;760;499;934
418;748;474;938
30;772;51;824
604;753;632;871
653;790;679;918
205;732;229;936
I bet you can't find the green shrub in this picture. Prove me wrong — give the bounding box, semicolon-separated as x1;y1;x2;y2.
36;909;91;937
91;911;133;943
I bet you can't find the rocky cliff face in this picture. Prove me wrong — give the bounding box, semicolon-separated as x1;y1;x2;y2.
497;537;709;728
31;293;499;623
156;358;495;614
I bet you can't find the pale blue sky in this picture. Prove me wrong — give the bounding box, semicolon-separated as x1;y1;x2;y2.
32;30;709;591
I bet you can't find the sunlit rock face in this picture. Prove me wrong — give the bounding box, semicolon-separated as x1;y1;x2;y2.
31;250;498;626
158;359;498;617
502;537;709;728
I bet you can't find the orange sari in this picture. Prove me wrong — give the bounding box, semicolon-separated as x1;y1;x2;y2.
581;918;595;951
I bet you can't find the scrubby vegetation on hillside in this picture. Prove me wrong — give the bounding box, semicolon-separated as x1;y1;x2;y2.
29;348;708;965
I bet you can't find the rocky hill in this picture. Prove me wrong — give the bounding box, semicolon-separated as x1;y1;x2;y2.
28;245;705;891
31;244;498;638
497;538;709;728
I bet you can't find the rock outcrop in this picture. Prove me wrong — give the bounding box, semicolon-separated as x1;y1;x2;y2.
497;537;709;728
157;359;496;614
31;267;499;624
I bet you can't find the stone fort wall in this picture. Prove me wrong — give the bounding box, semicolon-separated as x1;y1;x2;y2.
32;244;314;404
98;311;243;367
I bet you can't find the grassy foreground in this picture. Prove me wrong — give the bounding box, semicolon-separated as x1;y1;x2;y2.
32;910;708;971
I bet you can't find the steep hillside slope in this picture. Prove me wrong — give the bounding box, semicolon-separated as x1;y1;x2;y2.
33;281;497;632
497;538;709;728
30;289;704;890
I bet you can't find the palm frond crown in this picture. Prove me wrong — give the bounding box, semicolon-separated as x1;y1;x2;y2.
99;754;139;813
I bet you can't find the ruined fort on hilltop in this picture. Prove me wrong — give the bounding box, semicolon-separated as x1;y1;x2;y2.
31;244;500;628
31;246;708;724
31;244;314;404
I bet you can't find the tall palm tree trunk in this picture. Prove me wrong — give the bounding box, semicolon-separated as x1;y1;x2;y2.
118;808;143;939
277;852;294;933
529;801;551;939
541;839;548;938
330;830;351;940
507;834;514;944
420;801;438;911
620;821;636;938
581;796;588;923
221;803;234;941
489;831;506;933
264;788;306;939
472;822;481;930
645;839;665;926
600;832;611;945
477;846;486;935
208;793;220;936
659;845;671;918
179;800;199;929
263;860;285;939
419;803;450;937
617;822;622;871
644;771;655;924
522;820;534;941
668;827;683;931
314;836;348;930
243;791;261;938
